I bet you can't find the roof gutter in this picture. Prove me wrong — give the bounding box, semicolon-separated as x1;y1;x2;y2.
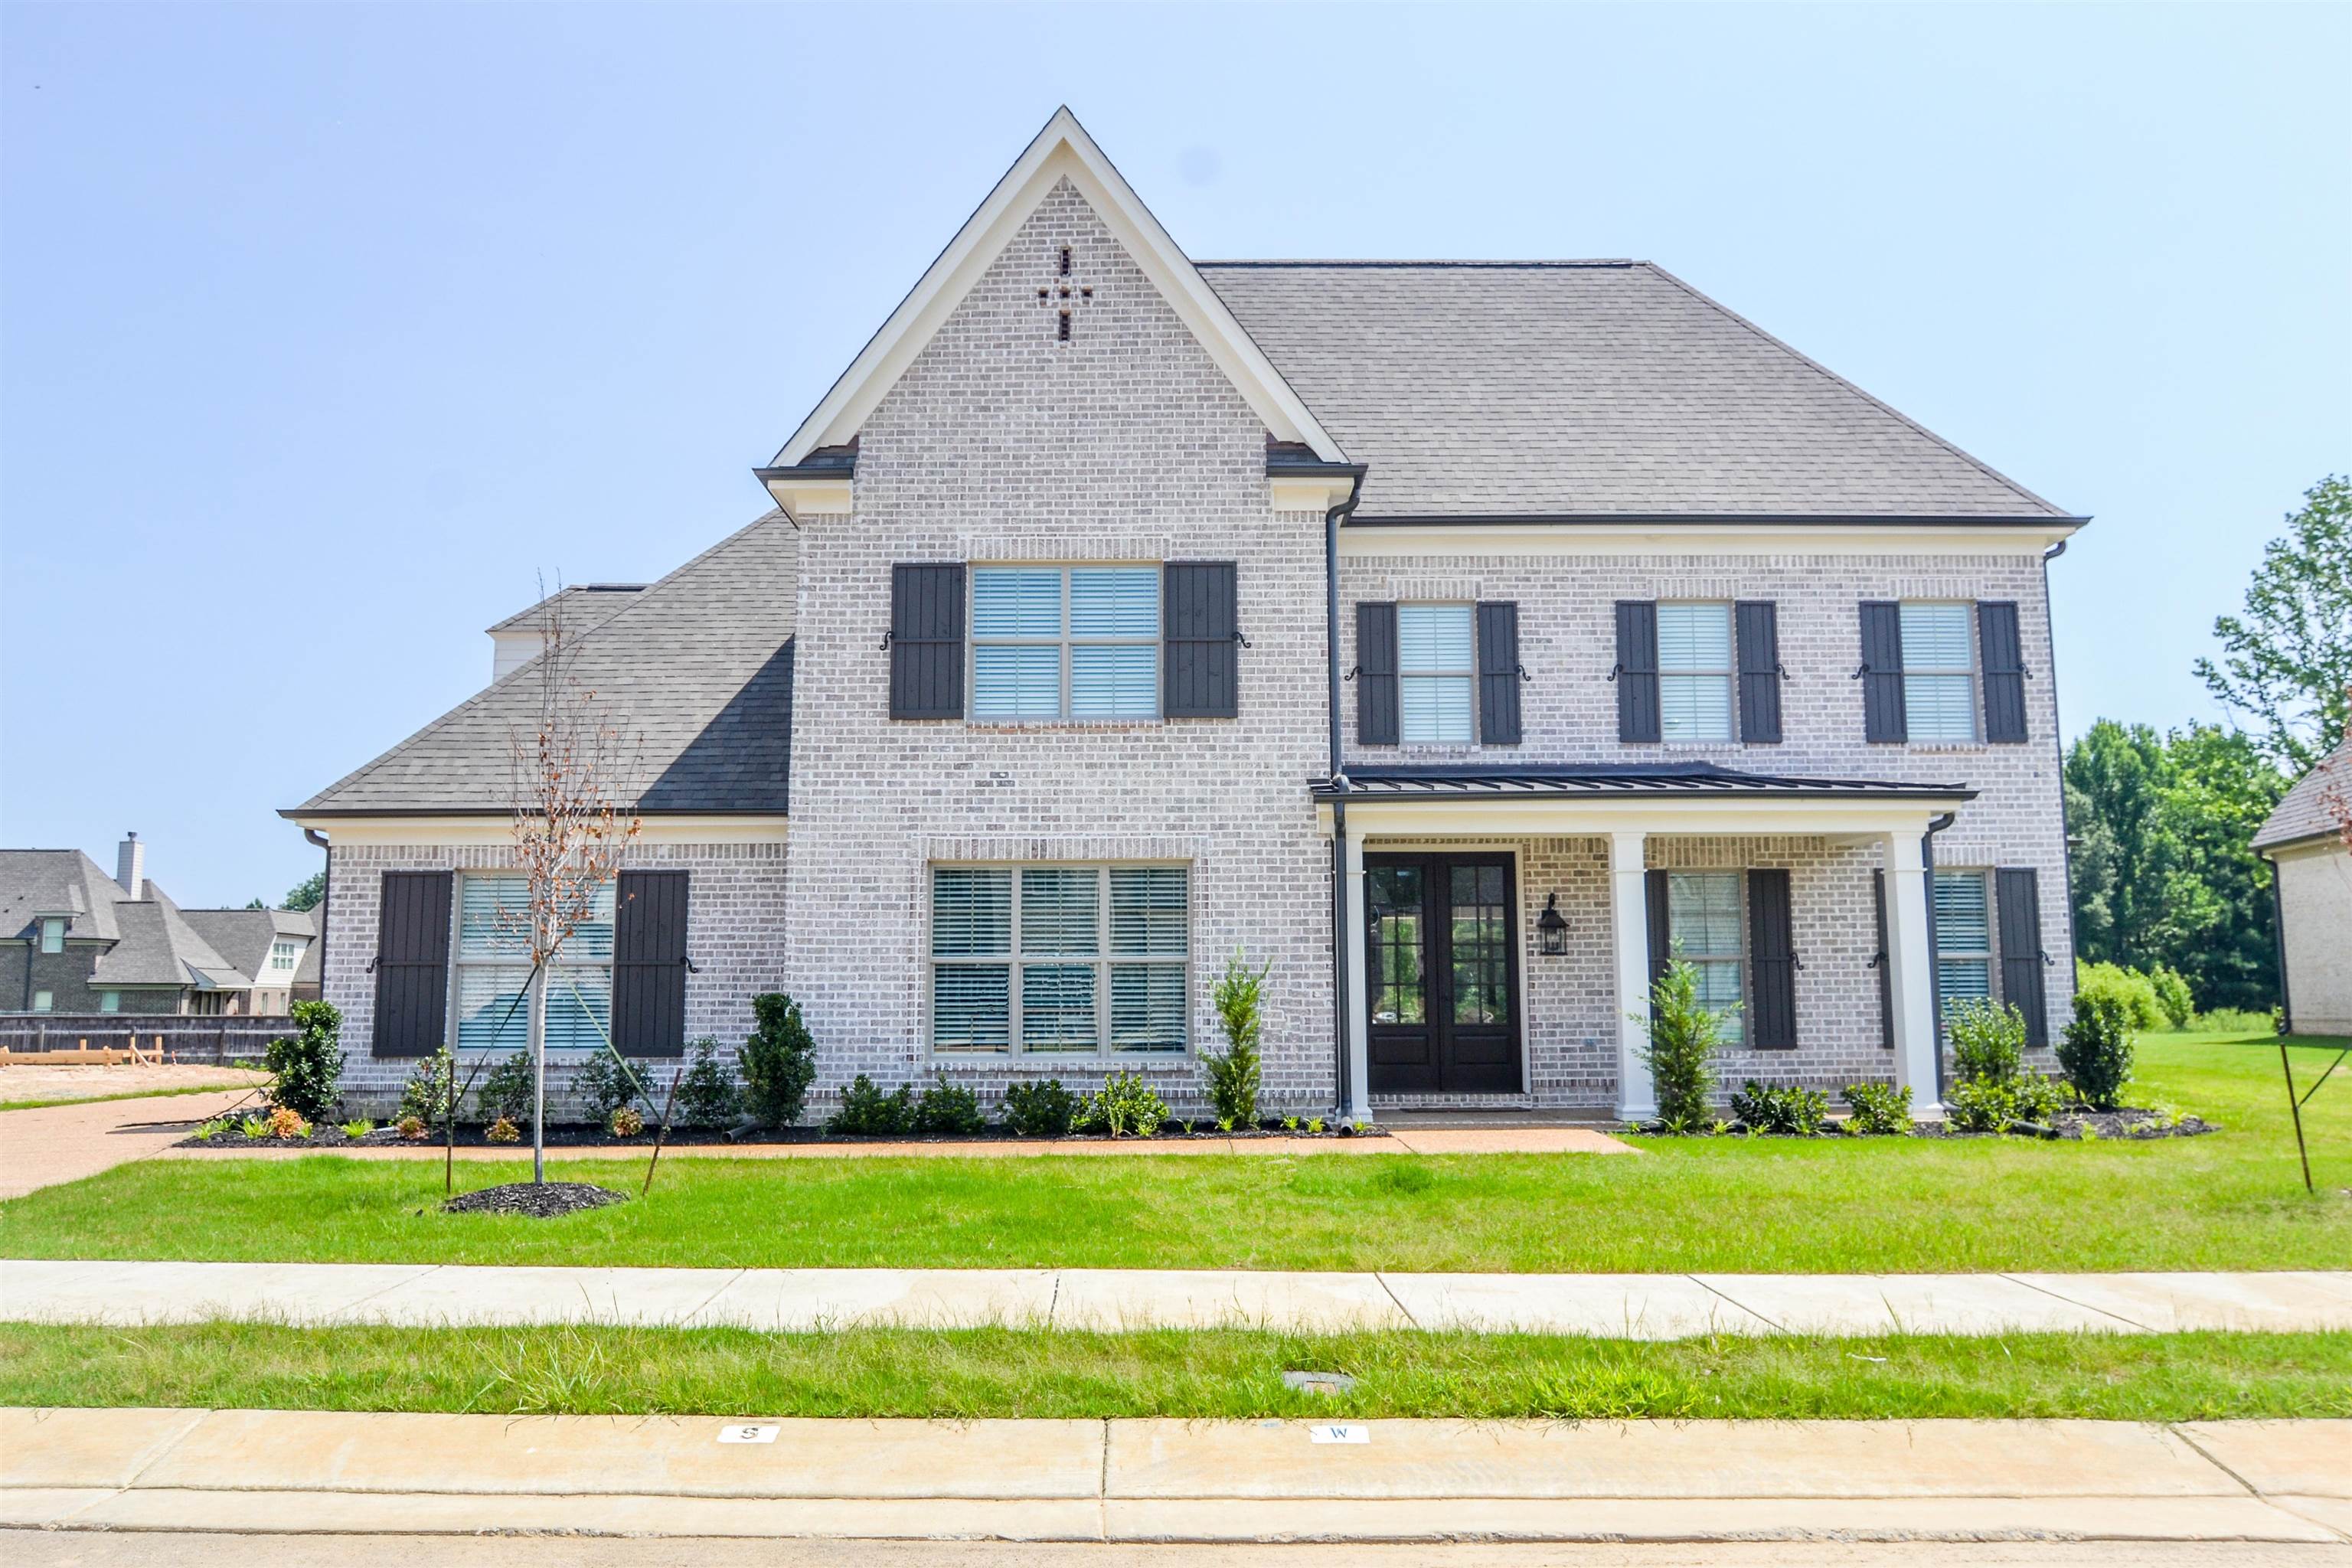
1347;512;2095;529
1321;464;1367;1119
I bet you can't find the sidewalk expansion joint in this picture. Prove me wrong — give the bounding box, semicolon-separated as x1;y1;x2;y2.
1999;1271;2159;1332
677;1267;749;1328
1689;1275;1792;1335
332;1264;446;1325
2167;1422;2265;1498
1370;1271;1423;1328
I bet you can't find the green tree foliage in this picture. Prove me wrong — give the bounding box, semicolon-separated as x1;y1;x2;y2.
264;999;345;1122
1202;949;1267;1126
283;871;325;913
2065;719;2286;1013
2194;475;2352;773
1637;958;1730;1132
739;993;818;1128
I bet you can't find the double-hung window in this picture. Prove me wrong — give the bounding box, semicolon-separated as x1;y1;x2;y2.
1932;869;1993;1012
270;939;300;973
971;565;1159;720
38;918;64;955
1397;603;1475;743
1900;603;1978;742
930;864;1188;1056
452;874;615;1054
1658;602;1735;742
1668;872;1745;1046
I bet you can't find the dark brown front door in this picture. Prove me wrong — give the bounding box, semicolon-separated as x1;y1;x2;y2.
1364;852;1522;1096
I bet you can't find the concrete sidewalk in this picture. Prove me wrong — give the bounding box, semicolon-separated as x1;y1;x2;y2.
5;1259;2349;1336
5;1407;2345;1544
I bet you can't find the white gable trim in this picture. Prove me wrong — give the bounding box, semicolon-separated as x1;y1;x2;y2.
770;108;1344;469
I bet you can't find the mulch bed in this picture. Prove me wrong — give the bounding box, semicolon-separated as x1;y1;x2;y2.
440;1181;629;1218
1633;1107;2219;1141
179;1119;1387;1152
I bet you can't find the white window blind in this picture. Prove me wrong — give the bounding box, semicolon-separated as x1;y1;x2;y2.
929;864;1187;1056
1933;870;1993;1009
1901;603;1977;742
1397;603;1475;743
1657;603;1734;742
972;566;1159;720
452;874;613;1054
1668;871;1745;1045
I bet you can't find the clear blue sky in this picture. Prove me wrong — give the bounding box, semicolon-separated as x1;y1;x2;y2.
3;2;2346;907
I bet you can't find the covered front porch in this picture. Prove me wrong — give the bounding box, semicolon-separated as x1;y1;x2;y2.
1315;765;1976;1124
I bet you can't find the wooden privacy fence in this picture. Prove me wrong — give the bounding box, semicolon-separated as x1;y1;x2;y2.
0;1015;292;1067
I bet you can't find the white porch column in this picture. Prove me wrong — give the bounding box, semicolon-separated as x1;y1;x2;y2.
1880;831;1943;1114
1609;829;1656;1122
1341;823;1372;1122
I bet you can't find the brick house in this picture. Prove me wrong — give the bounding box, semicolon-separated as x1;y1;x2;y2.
2255;739;2351;1037
288;109;2080;1122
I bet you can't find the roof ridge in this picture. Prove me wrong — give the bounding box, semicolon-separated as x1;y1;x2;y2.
1633;262;2070;518
1194;259;1640;269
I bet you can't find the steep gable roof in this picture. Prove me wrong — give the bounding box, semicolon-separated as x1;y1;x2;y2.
292;511;797;817
0;850;129;942
89;888;246;989
2254;737;2350;851
1200;260;2073;520
766;107;1343;474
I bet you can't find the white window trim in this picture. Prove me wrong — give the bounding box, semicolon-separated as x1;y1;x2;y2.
269;939;300;973
446;871;615;1055
1668;871;1746;1047
1657;599;1736;744
968;564;1162;723
1901;599;1980;744
38;918;64;954
928;861;1190;1060
1396;599;1478;745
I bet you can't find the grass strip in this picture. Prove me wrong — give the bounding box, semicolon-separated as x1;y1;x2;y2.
2;1321;2344;1423
0;1080;264;1115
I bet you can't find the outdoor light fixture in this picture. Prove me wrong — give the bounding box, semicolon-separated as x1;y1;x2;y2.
1537;893;1568;956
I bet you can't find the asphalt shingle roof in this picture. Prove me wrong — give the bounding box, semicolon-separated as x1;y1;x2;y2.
296;511;797;815
0;851;129;943
2254;739;2351;851
1199;260;2072;520
180;908;314;985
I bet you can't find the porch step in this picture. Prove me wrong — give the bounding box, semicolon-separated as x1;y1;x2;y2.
1371;1093;1538;1112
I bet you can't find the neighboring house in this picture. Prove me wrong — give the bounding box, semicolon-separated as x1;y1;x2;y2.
2254;739;2352;1036
485;583;645;685
288;109;2080;1121
0;834;314;1016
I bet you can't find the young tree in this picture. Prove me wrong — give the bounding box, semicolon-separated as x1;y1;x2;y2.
505;580;642;1184
2194;475;2352;773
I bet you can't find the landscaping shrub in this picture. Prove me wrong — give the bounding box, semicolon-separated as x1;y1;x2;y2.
827;1075;914;1136
1202;949;1268;1128
1637;958;1730;1132
2148;966;2196;1031
673;1037;742;1129
2200;1006;2272;1034
575;1050;650;1125
485;1115;521;1144
1729;1081;1829;1135
395;1115;428;1142
1081;1071;1168;1138
267;1106;310;1140
2074;961;2166;1034
1001;1079;1077;1138
398;1047;456;1128
740;993;818;1129
2057;991;2135;1111
479;1050;537;1128
1944;1076;2012;1132
1841;1081;1912;1135
913;1076;986;1136
1947;998;2027;1086
609;1106;644;1138
265;999;345;1122
2014;1072;2069;1123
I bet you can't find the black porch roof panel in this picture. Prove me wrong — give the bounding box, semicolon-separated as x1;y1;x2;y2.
1314;761;1976;803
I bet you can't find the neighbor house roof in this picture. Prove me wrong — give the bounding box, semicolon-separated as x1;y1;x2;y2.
2253;738;2351;852
180;907;315;985
292;510;797;817
0;851;132;943
1199;260;2075;521
1313;762;1977;803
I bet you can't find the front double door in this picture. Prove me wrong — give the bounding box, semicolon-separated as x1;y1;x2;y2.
1364;852;1522;1096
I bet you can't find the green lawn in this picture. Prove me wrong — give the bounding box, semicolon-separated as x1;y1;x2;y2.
3;1321;2343;1423
3;1034;2345;1274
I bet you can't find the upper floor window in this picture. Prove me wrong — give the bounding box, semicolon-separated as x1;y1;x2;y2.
38;918;64;954
270;939;300;972
1658;603;1734;743
452;874;613;1054
100;990;119;1013
1398;603;1475;743
1667;872;1745;1047
971;566;1159;720
1901;603;1978;742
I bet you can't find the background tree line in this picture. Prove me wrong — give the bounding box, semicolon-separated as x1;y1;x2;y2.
2065;475;2348;1013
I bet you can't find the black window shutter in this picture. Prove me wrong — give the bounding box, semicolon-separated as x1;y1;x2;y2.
1476;601;1522;746
1645;868;1671;990
1746;868;1798;1048
1859;601;1907;743
1163;562;1238;719
1978;600;2028;744
1996;867;2049;1048
1735;600;1782;744
371;871;451;1058
1356;602;1399;746
889;563;965;720
1871;871;1894;1050
1616;601;1661;743
612;870;690;1058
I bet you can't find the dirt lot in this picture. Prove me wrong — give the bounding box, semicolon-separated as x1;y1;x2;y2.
0;1061;268;1106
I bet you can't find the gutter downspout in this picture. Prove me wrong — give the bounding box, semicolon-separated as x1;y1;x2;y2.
2263;849;2292;1033
1322;469;1367;1118
1924;811;1957;1104
2041;536;2083;998
303;828;331;1010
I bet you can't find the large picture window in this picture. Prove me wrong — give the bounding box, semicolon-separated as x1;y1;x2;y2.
452;874;614;1054
1900;603;1978;742
1933;869;1993;1012
930;864;1188;1056
1668;871;1745;1046
971;566;1159;720
1657;602;1734;742
1397;603;1475;743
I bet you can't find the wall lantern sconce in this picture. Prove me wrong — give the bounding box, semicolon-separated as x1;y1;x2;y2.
1537;893;1568;957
